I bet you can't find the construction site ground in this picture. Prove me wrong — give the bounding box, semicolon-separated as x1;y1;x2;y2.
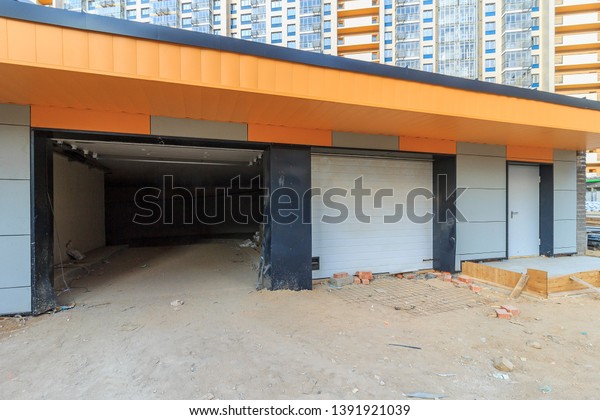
1;241;599;400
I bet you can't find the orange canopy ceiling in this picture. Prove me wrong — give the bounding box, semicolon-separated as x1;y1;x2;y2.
1;15;600;150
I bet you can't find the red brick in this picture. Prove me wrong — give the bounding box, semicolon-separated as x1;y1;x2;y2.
333;272;350;279
356;271;373;280
395;273;404;279
458;274;473;284
501;305;521;316
443;273;452;282
495;308;512;320
405;274;416;279
469;284;481;293
353;276;361;285
361;278;370;285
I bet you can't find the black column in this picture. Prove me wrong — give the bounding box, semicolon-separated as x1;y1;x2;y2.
433;155;457;272
262;145;312;290
539;164;554;256
31;132;56;314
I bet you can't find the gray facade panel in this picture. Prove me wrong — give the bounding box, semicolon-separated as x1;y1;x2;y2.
0;235;31;288
0;287;31;315
456;188;506;223
0;125;31;180
554;220;577;253
332;131;399;150
554;149;576;162
0;104;30;126
554;161;577;191
456;142;506;157
0;180;30;235
151;116;248;141
554;190;577;221
456;221;507;255
457;155;506;189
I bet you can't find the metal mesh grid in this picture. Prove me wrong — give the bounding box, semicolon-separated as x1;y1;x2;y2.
328;276;485;317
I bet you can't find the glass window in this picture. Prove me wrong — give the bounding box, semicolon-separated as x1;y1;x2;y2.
214;29;221;35
272;15;282;27
127;9;137;19
288;23;296;35
423;28;433;40
485;77;496;83
324;3;331;15
423;45;433;57
241;0;251;9
324;20;331;32
324;37;331;49
241;13;251;24
272;32;282;43
141;7;150;17
214;0;221;10
485;39;495;52
384;49;392;58
485;3;494;15
182;2;192;12
485;58;495;70
485;21;495;34
214;14;221;25
287;40;297;48
272;0;282;11
384;14;392;26
230;3;236;13
423;63;433;72
287;7;295;19
423;10;433;22
371;52;378;60
384;31;392;43
241;28;251;38
231;18;237;28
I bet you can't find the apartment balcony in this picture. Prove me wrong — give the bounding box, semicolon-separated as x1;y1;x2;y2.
555;72;600;91
555;32;600;53
556;0;600;15
556;52;600;72
337;24;379;35
337;41;380;54
555;15;600;33
337;1;380;19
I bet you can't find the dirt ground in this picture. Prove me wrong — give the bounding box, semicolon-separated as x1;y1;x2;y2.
1;241;600;400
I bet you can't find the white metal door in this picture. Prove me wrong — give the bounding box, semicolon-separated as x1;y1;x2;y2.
311;155;433;278
508;165;540;257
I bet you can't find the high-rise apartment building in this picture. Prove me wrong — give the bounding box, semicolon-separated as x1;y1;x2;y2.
554;0;600;101
47;1;558;92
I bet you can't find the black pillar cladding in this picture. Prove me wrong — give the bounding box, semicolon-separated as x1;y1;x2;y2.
539;164;554;256
262;145;312;290
31;132;57;314
433;155;457;273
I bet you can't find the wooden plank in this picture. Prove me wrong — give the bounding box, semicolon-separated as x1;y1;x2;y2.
462;261;547;298
526;268;548;297
570;276;600;294
509;273;529;299
548;270;600;294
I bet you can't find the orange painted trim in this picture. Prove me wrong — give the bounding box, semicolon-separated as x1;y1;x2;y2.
399;136;456;155
338;7;379;18
338;42;380;53
556;3;600;14
337;25;379;35
31;106;150;134
556;42;600;53
248;124;332;147
506;145;553;163
556;22;600;34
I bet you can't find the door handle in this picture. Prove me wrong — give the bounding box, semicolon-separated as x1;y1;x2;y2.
510;211;519;219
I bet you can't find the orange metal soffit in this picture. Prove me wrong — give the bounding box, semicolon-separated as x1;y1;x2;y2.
399;137;457;155
248;124;332;146
506;145;554;163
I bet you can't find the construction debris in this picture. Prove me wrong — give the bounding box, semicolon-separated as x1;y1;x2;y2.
356;271;373;285
495;308;512;320
66;240;86;261
493;357;514;372
509;273;530;299
501;305;521;316
527;340;542;350
170;300;184;307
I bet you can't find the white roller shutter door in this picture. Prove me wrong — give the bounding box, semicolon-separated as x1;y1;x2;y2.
311;155;433;278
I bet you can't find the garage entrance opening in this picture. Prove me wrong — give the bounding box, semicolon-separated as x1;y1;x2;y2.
41;133;266;310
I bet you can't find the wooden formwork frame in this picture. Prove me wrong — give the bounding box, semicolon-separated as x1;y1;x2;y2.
462;262;600;298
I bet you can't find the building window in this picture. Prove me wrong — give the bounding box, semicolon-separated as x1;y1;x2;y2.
384;0;392;9
384;14;392;27
182;2;192;12
214;15;221;25
241;28;251;38
241;13;251;24
241;0;251;9
324;37;331;49
287;7;296;19
485;77;496;83
324;20;331;32
214;29;221;35
485;21;495;35
288;40;297;48
127;9;137;20
485;40;495;53
288;23;296;35
532;36;540;50
384;31;392;44
371;34;378;42
272;31;282;43
141;0;149;4
324;3;331;15
182;17;192;27
272;15;282;27
126;0;136;5
371;52;378;60
423;10;433;23
532;54;540;68
141;8;150;18
485;3;495;16
272;0;282;11
231;18;237;29
423;28;433;41
423;63;433;72
230;3;236;14
485;58;496;72
384;49;392;59
423;45;433;59
214;0;221;10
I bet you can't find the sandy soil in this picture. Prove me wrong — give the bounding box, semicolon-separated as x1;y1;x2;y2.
1;241;600;400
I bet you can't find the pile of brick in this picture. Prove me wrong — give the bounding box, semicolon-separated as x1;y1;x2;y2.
443;273;482;293
495;305;520;320
355;271;373;285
